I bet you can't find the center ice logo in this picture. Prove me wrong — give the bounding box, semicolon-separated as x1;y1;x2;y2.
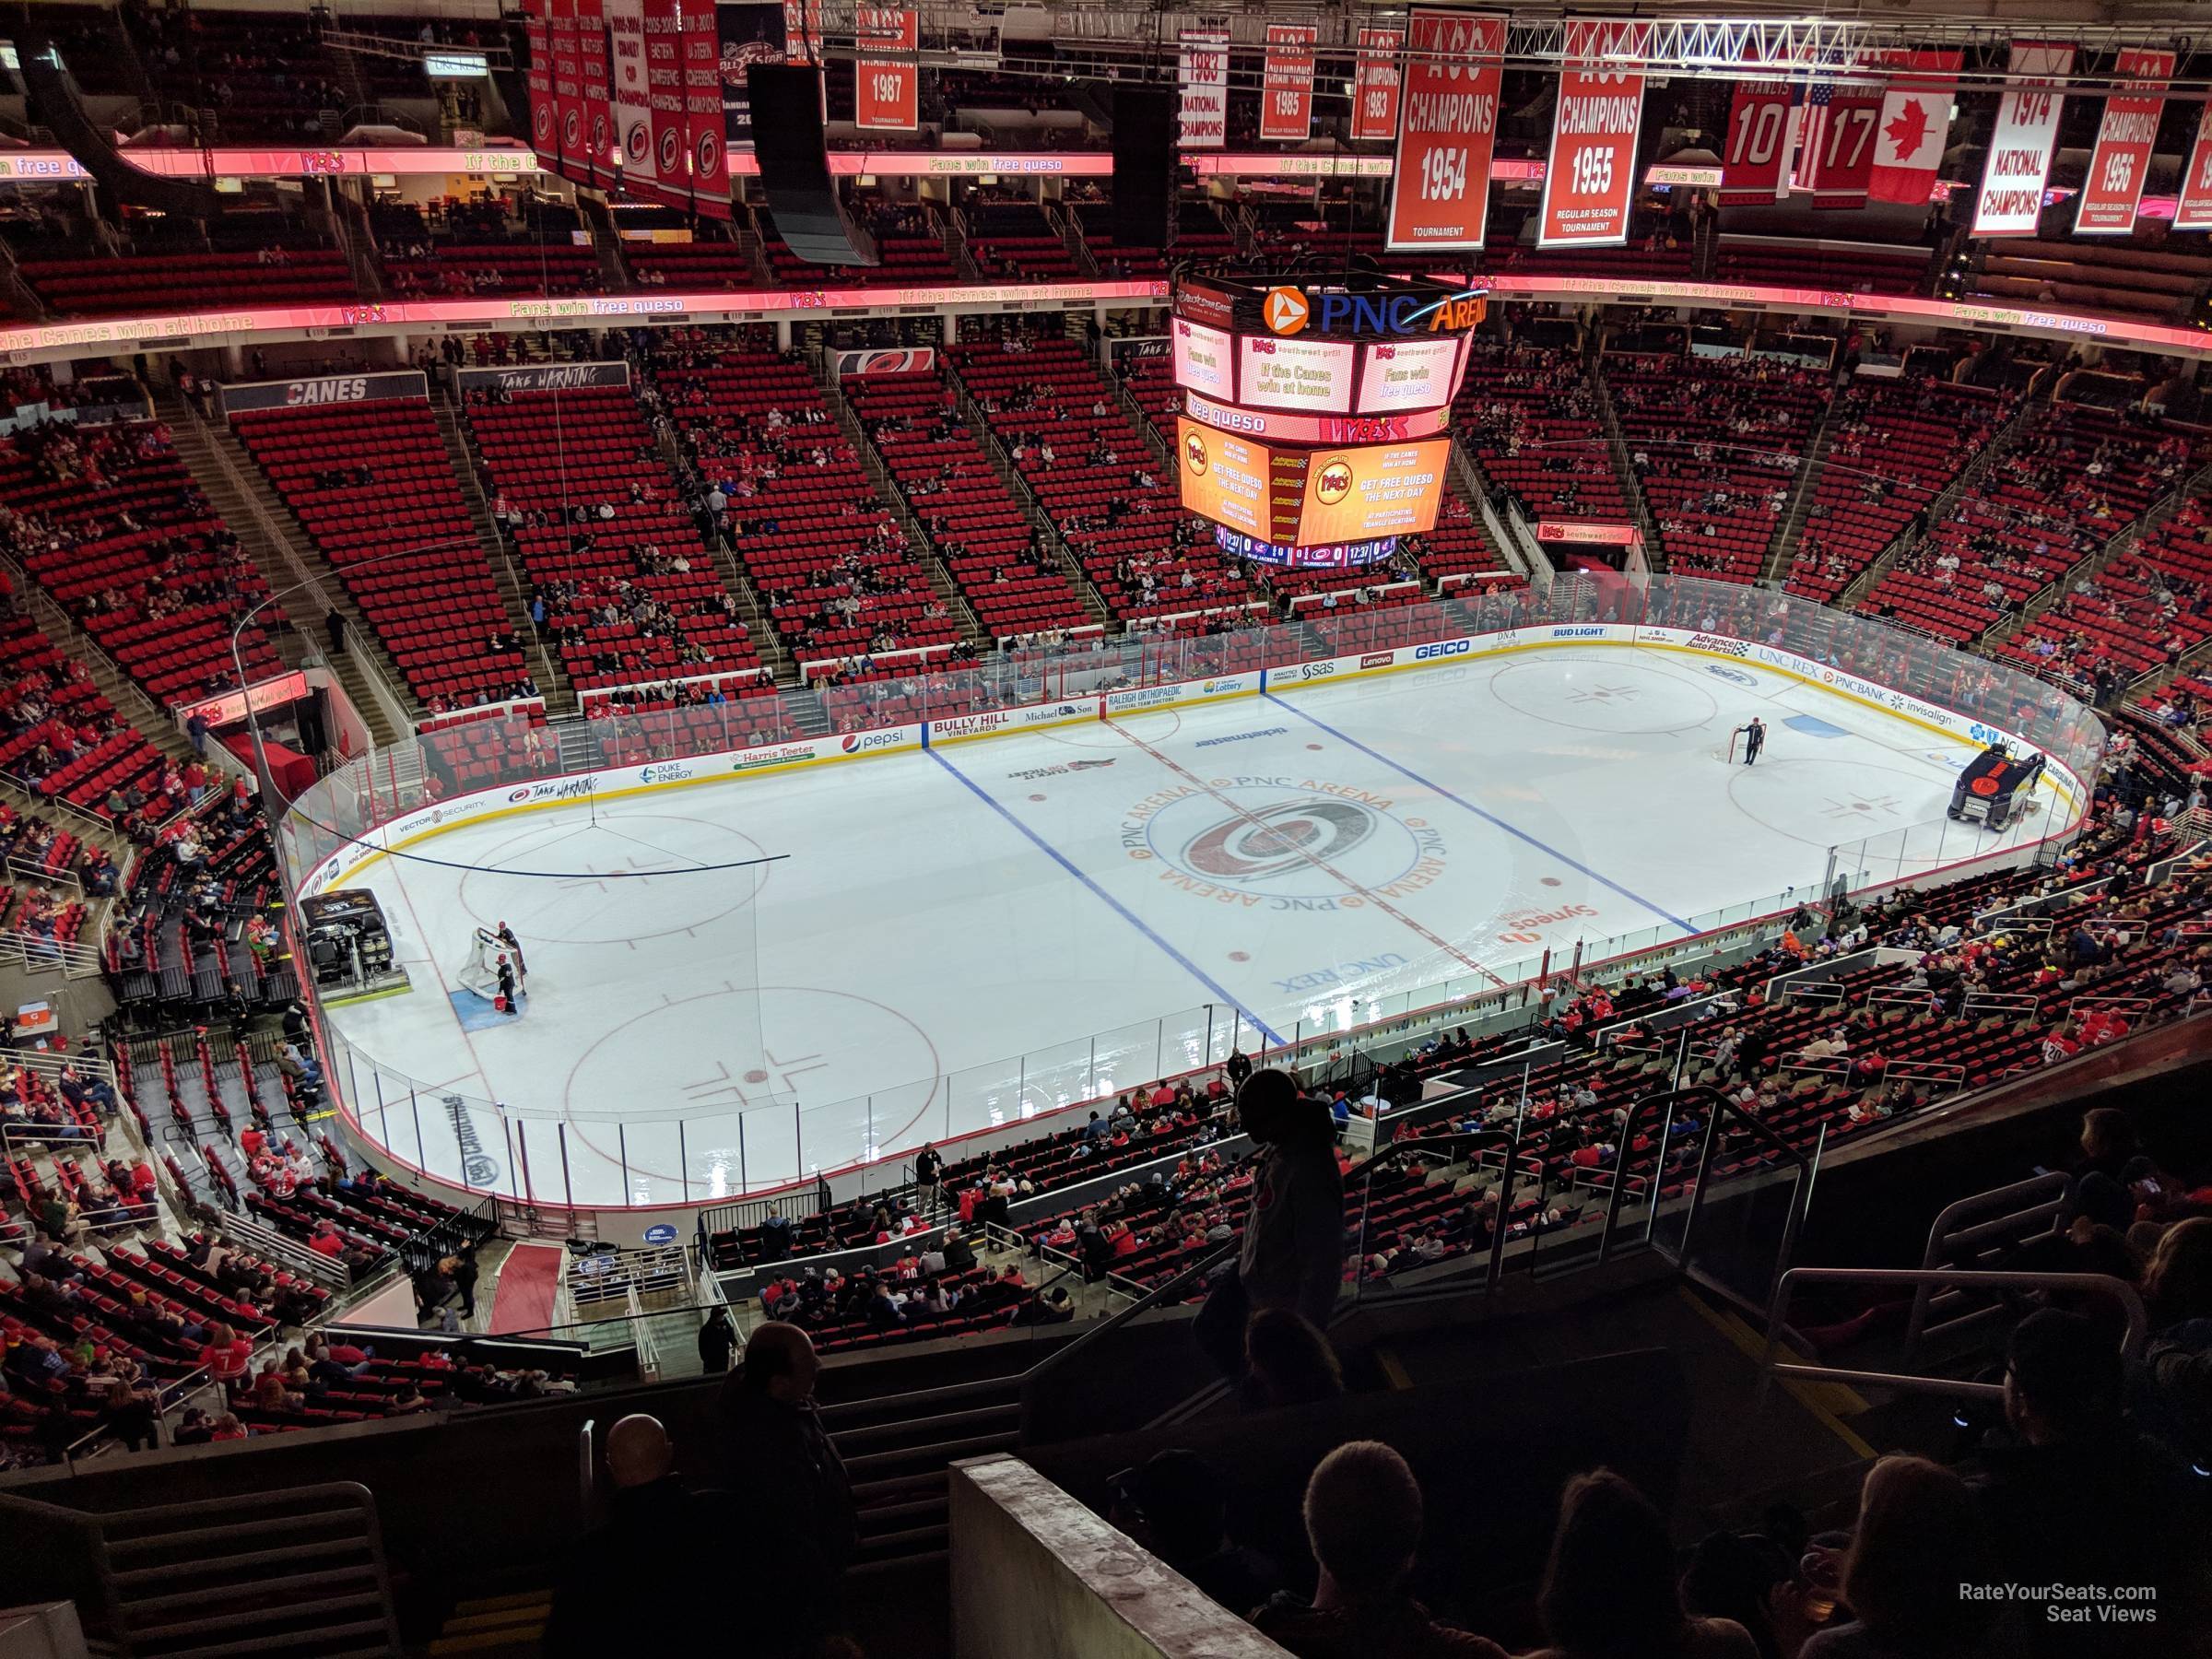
1183;799;1373;880
1121;777;1448;911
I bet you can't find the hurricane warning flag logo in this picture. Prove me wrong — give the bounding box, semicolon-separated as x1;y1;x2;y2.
1265;287;1311;335
1182;800;1374;880
1313;457;1355;506
1183;430;1209;476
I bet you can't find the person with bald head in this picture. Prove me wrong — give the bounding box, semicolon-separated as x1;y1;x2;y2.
719;1321;857;1583
544;1413;744;1657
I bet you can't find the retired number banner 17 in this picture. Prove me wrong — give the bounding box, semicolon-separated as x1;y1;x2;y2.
1384;10;1506;253
1538;18;1650;248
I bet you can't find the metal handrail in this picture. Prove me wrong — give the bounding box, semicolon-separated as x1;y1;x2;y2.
1766;1266;2147;1403
1903;1171;2071;1357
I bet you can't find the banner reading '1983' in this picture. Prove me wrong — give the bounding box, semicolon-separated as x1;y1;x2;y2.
1971;42;2074;237
2075;49;2171;237
1350;28;1403;143
1384;10;1505;253
1179;30;1229;148
1537;18;1650;248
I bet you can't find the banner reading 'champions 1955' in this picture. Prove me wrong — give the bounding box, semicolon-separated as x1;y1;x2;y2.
1384;10;1504;252
1537;18;1650;249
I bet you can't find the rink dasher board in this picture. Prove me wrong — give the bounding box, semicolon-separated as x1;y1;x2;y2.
298;625;2087;898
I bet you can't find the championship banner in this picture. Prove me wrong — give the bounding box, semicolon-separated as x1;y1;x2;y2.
680;1;730;214
606;0;658;188
1867;47;1960;206
2180;106;2212;232
717;2;786;152
782;0;822;65
1260;24;1316;143
1350;27;1403;144
642;0;688;197
1537;18;1649;249
1971;42;2074;237
1718;71;1794;206
1796;59;1886;209
577;0;616;184
855;6;919;133
524;0;559;170
2075;49;2171;237
1179;29;1229;149
549;0;588;181
1385;10;1505;253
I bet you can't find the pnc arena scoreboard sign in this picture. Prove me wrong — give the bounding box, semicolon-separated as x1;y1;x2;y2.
1170;274;1481;566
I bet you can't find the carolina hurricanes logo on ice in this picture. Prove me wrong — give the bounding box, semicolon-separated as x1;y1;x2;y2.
1182;800;1375;880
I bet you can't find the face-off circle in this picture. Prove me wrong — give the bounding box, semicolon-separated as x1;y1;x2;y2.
1126;781;1442;901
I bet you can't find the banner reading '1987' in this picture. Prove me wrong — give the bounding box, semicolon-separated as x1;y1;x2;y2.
1971;42;2074;237
1384;10;1505;253
2074;49;2171;237
856;6;919;133
1538;18;1649;248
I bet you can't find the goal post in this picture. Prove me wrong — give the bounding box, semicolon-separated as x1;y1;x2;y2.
457;927;507;1000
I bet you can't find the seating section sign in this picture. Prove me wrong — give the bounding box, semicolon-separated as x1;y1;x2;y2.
2074;48;2171;237
1385;10;1506;253
1538;18;1650;248
1971;41;2075;237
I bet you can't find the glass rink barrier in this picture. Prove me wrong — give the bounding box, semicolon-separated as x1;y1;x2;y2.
276;575;2104;1208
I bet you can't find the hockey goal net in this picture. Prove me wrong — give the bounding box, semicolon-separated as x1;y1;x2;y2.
458;927;508;999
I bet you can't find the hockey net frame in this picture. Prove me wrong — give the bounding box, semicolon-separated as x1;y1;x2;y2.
458;926;507;999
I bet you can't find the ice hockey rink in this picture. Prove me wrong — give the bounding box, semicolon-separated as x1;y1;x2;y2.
322;643;2077;1206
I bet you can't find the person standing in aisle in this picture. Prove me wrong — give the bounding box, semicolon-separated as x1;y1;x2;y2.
913;1141;944;1218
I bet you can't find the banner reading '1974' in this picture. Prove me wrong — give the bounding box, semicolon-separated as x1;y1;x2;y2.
1537;18;1650;248
1971;42;2074;238
1384;10;1505;253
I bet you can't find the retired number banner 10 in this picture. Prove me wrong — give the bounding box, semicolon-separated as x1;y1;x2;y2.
1261;25;1317;143
1385;10;1505;253
855;6;919;133
1971;41;2075;237
1538;18;1650;249
2075;49;2171;237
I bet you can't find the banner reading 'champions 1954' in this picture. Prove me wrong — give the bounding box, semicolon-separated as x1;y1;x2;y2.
1384;10;1504;252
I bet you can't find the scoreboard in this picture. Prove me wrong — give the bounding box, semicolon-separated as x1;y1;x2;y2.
1171;274;1482;567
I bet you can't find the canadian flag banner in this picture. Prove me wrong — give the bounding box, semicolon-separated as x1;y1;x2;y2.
1179;30;1229;149
2177;105;2212;233
1260;25;1317;143
606;0;657;187
1866;47;1960;206
1971;43;2074;237
2075;50;2172;237
1351;28;1404;144
1537;18;1650;249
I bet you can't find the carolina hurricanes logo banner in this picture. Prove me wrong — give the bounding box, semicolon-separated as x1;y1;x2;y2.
679;1;729;215
1180;29;1228;149
1867;47;1960;205
577;0;616;184
1385;10;1505;252
1351;28;1403;143
1971;42;2074;237
549;0;590;183
2179;105;2212;232
856;6;919;133
1261;25;1317;142
1719;67;1794;206
2075;49;2171;237
606;0;657;188
642;0;688;198
524;0;558;171
1538;18;1650;249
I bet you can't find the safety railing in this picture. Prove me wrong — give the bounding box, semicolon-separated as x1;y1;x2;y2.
1902;1171;2071;1359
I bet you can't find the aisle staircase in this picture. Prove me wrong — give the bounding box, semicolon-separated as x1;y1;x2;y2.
1757;388;1843;584
1835;394;2039;613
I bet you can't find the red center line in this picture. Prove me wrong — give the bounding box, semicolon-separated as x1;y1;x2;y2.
1103;719;1509;990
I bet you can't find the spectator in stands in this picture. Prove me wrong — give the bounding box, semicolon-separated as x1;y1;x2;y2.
1967;1309;2207;1653
1679;1530;1818;1659
545;1414;770;1658
1110;1448;1284;1618
697;1307;737;1373
2134;1217;2212;1467
718;1321;855;1582
200;1321;252;1401
1524;1470;1759;1659
1800;1456;2005;1659
1194;1068;1345;1380
1253;1440;1503;1657
1243;1307;1344;1409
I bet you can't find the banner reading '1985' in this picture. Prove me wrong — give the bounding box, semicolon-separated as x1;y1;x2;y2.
1384;10;1505;253
1260;25;1316;142
1537;18;1650;249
